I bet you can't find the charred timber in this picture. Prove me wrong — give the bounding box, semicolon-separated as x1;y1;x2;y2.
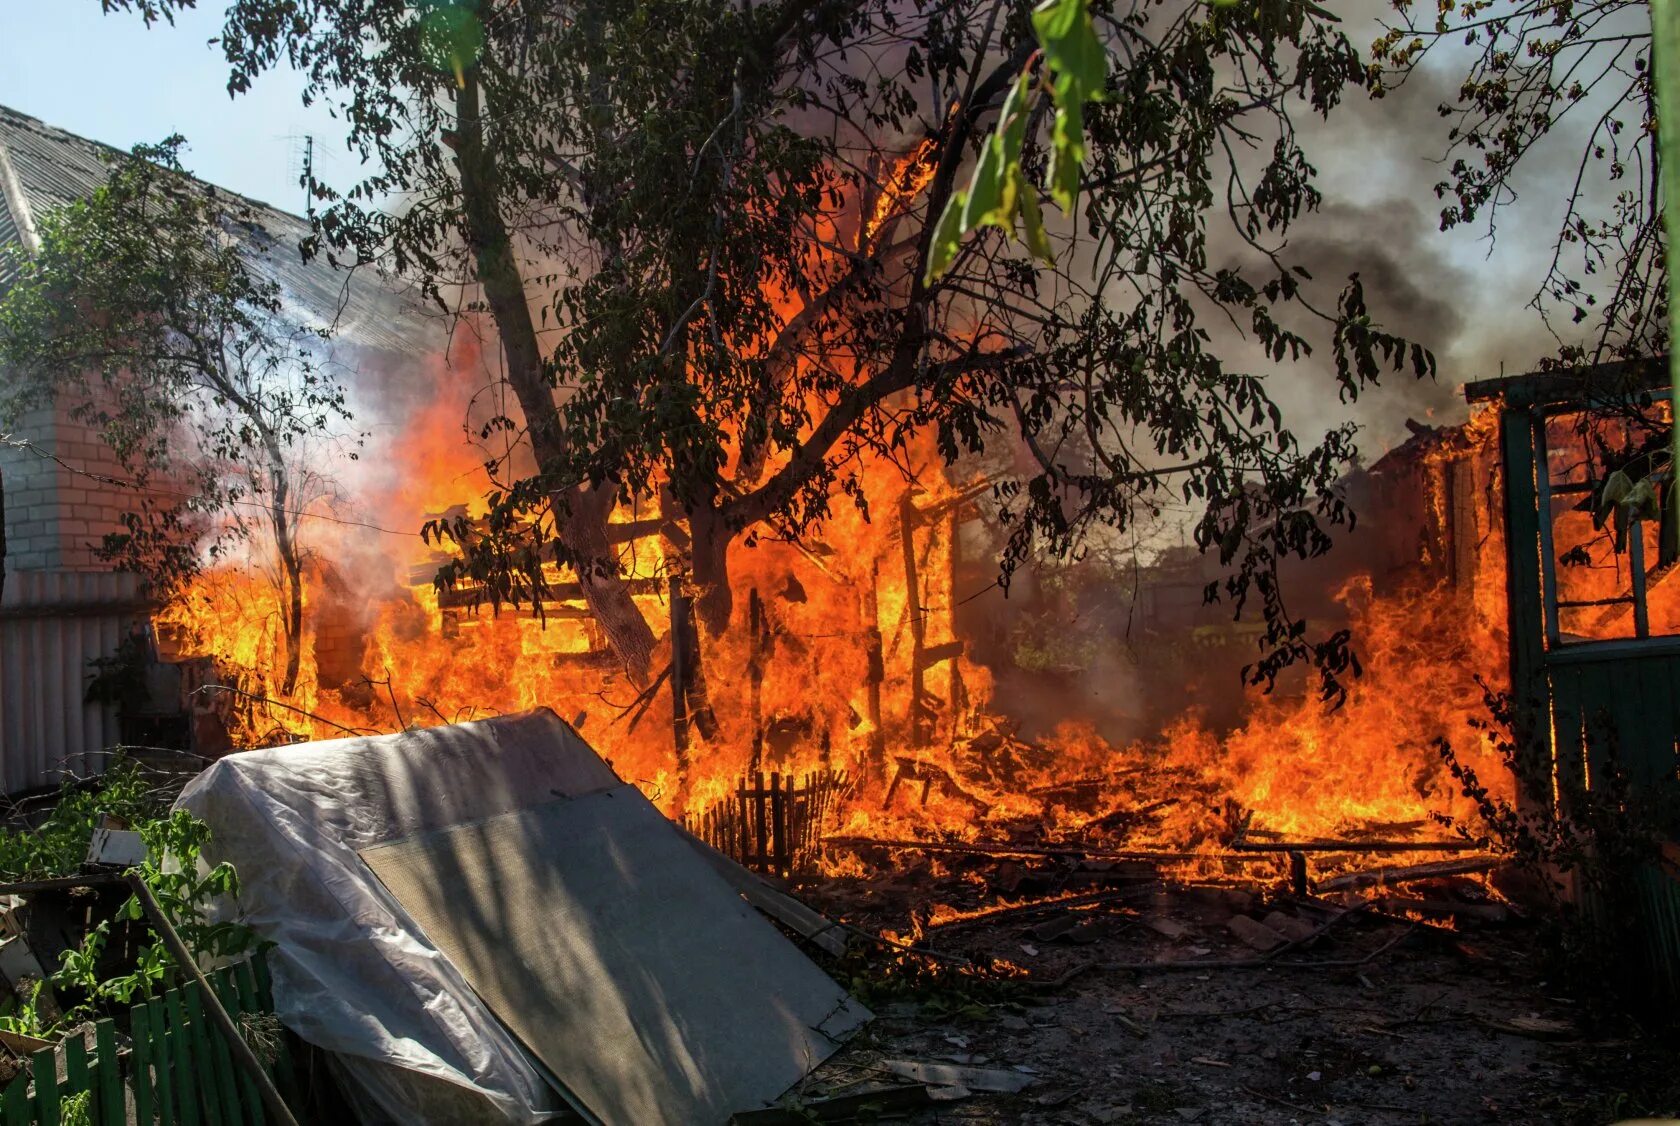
900;492;930;746
824;835;1275;864
1315;856;1500;892
829;835;1494;863
434;576;663;610
1230;837;1486;854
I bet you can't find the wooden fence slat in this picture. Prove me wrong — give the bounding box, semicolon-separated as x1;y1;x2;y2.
2;1068;29;1126
168;987;203;1126
132;1002;155;1126
63;1035;87;1117
183;984;232;1126
0;956;279;1126
692;768;849;875
31;1045;59;1126
212;970;260;1126
251;956;276;1012
211;976;244;1126
753;771;769;869
234;961;296;1114
94;1020;120;1126
771;773;789;877
147;1000;175;1126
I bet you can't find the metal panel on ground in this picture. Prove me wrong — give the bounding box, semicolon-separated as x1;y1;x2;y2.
361;785;869;1126
0;570;145;792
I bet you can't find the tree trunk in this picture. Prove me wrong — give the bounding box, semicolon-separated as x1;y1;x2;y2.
259;431;304;699
456;69;656;683
689;504;735;635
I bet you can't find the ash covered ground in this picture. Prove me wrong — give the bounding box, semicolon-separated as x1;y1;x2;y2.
769;858;1679;1126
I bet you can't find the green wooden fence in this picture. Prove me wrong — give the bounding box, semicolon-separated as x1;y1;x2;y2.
0;955;296;1125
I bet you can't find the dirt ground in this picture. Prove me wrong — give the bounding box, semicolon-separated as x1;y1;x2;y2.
773;866;1680;1126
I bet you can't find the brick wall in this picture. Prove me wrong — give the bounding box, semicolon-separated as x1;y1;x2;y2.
1;390;139;572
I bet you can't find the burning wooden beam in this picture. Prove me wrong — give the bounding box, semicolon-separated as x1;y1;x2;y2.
899;491;930;746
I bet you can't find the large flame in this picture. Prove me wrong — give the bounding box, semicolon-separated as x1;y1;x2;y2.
153;149;1522;873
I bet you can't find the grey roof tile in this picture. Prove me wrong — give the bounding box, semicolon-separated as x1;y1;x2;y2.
0;103;441;358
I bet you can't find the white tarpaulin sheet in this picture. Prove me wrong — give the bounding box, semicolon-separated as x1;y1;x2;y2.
177;709;857;1123
363;788;868;1125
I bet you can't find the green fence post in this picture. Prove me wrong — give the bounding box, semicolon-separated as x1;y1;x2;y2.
1;1073;29;1126
61;1037;86;1115
31;1045;59;1126
93;1021;120;1126
164;988;198;1126
233;960;295;1114
182;984;228;1126
211;970;260;1126
144;999;174;1126
131;1002;153;1126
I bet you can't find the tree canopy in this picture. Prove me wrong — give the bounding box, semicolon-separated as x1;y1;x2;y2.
1374;0;1661;367
105;0;1436;700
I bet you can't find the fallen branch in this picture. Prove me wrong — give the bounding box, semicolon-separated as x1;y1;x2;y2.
926;889;1145;934
191;684;377;738
1025;958;1099;991
832;922;976;969
618;661;673;733
1317;856;1499;893
1231;837;1485;853
825;834;1272;865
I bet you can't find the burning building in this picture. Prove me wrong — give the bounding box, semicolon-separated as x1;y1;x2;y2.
4;105;1679;1005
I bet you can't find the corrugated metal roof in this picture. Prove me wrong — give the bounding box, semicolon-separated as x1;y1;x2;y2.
0;203;19;289
0;103;440;358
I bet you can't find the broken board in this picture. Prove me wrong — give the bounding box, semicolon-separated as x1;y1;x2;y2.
360;785;868;1126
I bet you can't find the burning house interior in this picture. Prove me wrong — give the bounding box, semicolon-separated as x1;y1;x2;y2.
1;1;1679;1123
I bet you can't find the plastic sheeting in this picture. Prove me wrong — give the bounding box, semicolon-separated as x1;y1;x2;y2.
363;787;869;1125
176;710;622;1123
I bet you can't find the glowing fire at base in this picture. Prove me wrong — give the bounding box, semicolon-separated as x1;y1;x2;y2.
150;394;1515;882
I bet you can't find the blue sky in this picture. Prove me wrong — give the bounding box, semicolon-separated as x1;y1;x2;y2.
0;2;347;213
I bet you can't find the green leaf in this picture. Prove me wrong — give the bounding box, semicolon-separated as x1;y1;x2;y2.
1032;0;1109;108
1033;0;1108;213
1046;98;1087;213
924;189;969;284
962;71;1034;232
1019;178;1053;263
961;137;1008;232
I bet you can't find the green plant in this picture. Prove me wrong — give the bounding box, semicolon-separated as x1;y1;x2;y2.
925;0;1108;281
59;1091;92;1126
50;809;257;1021
0;766;257;1034
84;629;153;714
0;981;48;1040
0;767;155;879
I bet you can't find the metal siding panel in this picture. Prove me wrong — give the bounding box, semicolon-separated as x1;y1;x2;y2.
0;570;141;793
0;105;439;360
